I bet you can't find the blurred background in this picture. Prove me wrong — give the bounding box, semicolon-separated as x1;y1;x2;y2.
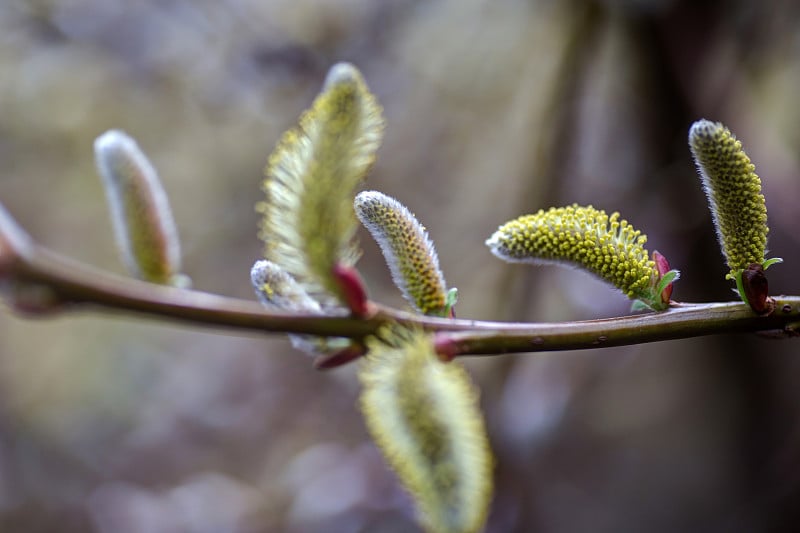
1;0;799;531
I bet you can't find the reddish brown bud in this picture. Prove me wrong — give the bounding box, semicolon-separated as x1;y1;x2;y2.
313;344;367;370
331;263;370;317
653;251;673;304
433;334;459;362
741;263;773;315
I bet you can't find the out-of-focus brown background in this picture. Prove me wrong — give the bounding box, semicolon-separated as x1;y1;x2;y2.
1;1;799;531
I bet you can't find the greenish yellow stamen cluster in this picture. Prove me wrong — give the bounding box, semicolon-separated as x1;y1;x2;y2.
360;327;493;533
688;119;769;277
486;204;661;304
258;62;384;309
355;191;453;316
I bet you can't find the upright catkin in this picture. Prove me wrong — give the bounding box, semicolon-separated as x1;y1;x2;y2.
355;191;450;316
258;62;384;309
688;119;768;276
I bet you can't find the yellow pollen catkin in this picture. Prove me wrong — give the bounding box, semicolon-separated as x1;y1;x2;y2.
688;119;769;277
486;204;659;302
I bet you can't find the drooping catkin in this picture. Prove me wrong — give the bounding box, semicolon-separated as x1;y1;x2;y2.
359;327;493;533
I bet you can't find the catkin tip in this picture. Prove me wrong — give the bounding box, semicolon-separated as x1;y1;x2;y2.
688;118;719;141
94;129;134;157
323;62;362;90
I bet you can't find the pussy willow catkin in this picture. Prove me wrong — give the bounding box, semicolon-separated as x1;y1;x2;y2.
487;204;660;303
688;119;769;277
360;327;493;533
258;62;384;309
355;191;451;316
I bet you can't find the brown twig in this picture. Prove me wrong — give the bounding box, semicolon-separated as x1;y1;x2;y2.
2;203;800;357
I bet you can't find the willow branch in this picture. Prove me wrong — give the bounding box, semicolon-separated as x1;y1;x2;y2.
2;209;799;357
432;300;800;356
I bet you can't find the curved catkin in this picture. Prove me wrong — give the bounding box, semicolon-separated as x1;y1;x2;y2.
258;62;384;309
94;130;183;285
688;119;768;275
250;259;322;314
359;328;493;533
355;191;449;316
250;260;350;355
486;204;658;302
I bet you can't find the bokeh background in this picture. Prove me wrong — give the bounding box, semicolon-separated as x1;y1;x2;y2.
1;0;800;531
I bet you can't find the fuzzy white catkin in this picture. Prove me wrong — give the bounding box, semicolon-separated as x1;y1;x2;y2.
250;260;351;355
354;190;449;316
250;259;322;313
94;130;183;285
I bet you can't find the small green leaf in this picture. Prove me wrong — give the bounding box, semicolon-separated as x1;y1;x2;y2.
656;269;680;297
631;299;655;312
444;288;458;317
732;269;750;308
